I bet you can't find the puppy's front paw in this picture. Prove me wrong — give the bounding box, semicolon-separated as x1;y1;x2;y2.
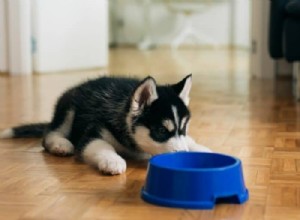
189;144;213;153
98;155;127;175
186;136;213;153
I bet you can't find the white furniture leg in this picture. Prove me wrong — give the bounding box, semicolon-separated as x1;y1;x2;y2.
171;12;219;50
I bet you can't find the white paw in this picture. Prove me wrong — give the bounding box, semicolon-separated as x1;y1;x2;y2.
98;155;127;175
189;144;213;153
45;136;74;156
186;136;213;153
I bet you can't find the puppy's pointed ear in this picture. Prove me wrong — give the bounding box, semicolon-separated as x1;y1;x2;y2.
172;74;192;105
131;76;158;115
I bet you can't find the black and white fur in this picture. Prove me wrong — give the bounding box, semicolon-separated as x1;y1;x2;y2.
0;75;211;175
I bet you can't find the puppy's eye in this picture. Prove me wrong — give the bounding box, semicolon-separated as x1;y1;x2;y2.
158;127;168;135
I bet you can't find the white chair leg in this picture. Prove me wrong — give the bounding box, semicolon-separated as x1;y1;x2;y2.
189;28;219;48
171;15;193;50
172;26;192;50
171;12;220;50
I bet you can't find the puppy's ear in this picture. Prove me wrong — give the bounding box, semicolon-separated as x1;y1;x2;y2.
171;74;192;106
131;76;158;115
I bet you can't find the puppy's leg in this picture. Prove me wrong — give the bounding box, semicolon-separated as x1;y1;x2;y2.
41;89;80;156
43;90;77;156
186;136;212;152
82;138;126;175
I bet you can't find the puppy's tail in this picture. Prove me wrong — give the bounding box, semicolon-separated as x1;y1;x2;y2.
0;123;49;139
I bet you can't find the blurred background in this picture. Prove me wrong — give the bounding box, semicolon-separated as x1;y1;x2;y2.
2;2;300;219
0;0;294;82
0;0;254;76
109;0;250;49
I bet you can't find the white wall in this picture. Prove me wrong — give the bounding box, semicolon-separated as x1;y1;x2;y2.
110;0;250;48
250;0;275;79
234;0;250;47
7;0;32;75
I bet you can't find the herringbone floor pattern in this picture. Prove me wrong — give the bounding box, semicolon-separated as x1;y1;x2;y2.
0;48;298;219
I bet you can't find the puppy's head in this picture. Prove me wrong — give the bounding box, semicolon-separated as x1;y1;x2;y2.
128;75;192;155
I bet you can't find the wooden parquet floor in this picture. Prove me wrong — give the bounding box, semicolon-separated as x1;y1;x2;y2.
0;47;299;219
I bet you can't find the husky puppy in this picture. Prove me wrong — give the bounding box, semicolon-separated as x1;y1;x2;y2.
0;75;211;174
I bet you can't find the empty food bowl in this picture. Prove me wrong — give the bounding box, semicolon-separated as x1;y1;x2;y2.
141;152;249;209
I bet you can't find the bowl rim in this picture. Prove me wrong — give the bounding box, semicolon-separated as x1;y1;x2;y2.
149;152;240;172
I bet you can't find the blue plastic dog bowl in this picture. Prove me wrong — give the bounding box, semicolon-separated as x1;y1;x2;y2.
141;152;249;209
